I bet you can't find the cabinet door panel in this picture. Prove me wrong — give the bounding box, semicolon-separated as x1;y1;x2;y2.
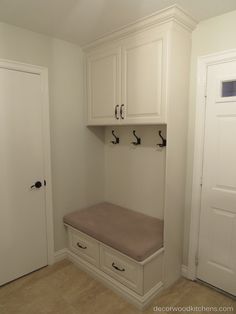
87;48;121;125
122;33;166;124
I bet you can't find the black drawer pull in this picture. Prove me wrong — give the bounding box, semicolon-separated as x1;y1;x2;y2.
77;242;87;249
115;105;119;120
120;104;125;119
112;262;125;272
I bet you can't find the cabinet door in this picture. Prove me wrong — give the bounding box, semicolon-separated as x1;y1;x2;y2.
87;47;121;125
121;31;166;124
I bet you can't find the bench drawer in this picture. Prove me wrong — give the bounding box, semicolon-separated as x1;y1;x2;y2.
68;227;100;267
100;245;143;294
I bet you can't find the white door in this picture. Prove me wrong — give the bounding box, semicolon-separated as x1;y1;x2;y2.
121;30;165;124
87;47;121;125
0;67;48;286
197;60;236;296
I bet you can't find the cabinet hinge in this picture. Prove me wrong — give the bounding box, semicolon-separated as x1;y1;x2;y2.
200;176;203;188
204;82;208;99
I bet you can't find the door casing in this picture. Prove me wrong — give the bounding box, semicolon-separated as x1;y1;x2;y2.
0;59;54;265
188;49;236;280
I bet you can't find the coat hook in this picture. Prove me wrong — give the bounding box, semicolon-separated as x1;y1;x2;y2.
157;130;166;147
110;130;119;145
131;130;141;145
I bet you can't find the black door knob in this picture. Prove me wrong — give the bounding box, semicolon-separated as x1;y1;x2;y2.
31;181;42;189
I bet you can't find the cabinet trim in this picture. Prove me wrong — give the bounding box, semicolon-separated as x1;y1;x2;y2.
83;5;197;51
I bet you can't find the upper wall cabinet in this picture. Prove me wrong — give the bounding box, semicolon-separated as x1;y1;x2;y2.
87;47;121;124
121;31;166;124
84;6;196;126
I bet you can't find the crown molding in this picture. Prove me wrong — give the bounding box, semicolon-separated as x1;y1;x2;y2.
83;5;198;51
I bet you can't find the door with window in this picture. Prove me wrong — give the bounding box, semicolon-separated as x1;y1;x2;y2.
197;60;236;296
0;65;49;286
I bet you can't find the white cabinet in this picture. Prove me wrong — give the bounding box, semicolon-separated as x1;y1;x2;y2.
83;4;196;300
86;30;167;125
68;227;100;267
66;225;164;309
100;244;143;295
121;31;166;124
87;47;121;125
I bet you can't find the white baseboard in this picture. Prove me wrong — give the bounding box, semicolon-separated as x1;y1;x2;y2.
181;264;189;278
54;248;68;263
181;264;196;280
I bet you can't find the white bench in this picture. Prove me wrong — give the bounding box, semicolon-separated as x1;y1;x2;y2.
64;202;164;310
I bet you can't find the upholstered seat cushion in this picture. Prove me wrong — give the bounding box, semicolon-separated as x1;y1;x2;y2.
63;202;163;262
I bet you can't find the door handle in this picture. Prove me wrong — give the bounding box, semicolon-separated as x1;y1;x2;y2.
120;104;125;120
115;105;119;120
30;181;42;189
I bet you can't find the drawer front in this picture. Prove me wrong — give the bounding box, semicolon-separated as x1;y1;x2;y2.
68;228;100;267
100;245;143;294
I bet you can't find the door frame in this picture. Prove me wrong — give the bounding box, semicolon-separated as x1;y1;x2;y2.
0;59;54;265
188;49;236;280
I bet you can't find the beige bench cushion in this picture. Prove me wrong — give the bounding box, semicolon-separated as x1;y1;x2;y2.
63;202;163;262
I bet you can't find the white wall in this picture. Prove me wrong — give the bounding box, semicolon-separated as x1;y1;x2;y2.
50;40;105;250
105;125;166;219
0;22;105;251
4;8;236;264
184;9;236;265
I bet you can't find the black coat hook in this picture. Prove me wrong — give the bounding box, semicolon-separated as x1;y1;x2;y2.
110;130;119;145
131;130;141;145
157;130;166;147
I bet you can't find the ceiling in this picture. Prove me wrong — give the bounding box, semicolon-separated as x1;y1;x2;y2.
0;0;235;46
